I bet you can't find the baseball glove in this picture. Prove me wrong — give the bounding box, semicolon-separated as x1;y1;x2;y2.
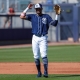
54;4;61;15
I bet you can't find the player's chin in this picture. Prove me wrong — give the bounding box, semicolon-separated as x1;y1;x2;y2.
36;12;41;15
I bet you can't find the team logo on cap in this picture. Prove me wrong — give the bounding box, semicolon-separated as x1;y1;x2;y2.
35;3;42;8
35;4;40;8
42;18;47;24
36;4;39;7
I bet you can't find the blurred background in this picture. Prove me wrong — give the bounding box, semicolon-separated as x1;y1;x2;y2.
0;0;80;45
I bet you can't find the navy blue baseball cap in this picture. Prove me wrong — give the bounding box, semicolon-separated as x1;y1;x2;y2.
34;3;42;8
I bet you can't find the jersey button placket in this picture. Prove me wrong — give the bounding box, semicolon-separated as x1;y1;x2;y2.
37;17;42;36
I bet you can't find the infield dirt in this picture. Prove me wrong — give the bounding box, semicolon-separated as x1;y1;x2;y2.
0;62;80;74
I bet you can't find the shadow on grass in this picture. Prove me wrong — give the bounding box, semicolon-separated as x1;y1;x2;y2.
49;74;80;78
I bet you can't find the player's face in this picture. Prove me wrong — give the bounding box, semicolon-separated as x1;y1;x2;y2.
35;8;42;16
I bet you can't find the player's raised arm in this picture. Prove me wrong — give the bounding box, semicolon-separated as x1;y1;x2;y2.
54;4;61;20
49;4;61;26
20;3;33;19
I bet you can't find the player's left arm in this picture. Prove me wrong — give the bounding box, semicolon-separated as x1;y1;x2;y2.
49;4;61;26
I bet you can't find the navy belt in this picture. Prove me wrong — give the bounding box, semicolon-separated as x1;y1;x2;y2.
34;34;46;37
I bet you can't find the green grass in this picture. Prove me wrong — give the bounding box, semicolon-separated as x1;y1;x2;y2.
0;74;80;80
48;45;80;62
0;47;33;62
0;45;80;62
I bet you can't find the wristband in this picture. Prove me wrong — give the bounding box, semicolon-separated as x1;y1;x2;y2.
55;15;58;20
23;7;29;13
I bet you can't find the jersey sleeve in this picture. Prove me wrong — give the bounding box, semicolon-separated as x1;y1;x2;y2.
26;14;33;21
47;14;58;26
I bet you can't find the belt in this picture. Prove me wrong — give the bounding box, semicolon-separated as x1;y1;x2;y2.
34;34;46;37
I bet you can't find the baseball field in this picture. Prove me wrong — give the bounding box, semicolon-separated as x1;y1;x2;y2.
0;43;80;80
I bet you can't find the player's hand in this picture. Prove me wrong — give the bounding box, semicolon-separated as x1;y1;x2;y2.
54;4;61;15
20;13;26;19
28;3;34;9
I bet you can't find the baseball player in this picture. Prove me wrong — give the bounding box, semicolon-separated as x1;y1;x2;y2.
20;3;61;78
